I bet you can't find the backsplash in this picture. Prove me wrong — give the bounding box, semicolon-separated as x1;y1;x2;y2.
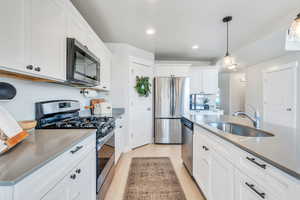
0;77;108;121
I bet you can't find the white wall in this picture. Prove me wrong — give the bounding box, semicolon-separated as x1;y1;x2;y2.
0;77;107;121
245;52;300;125
106;43;154;151
219;73;246;115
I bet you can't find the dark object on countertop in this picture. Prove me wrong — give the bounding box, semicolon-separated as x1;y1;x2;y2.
0;82;17;100
204;104;210;110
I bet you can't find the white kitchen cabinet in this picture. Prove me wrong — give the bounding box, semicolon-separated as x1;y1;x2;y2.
210;150;234;200
202;69;219;94
95;47;111;91
189;68;219;94
193;128;211;198
30;0;66;80
193;124;298;200
41;177;70;200
0;0;30;73
42;151;95;200
115;115;125;162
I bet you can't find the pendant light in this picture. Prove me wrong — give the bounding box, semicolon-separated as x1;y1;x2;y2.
289;13;300;40
222;16;236;69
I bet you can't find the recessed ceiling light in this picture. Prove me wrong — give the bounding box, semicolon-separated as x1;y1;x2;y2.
192;45;199;50
146;28;156;35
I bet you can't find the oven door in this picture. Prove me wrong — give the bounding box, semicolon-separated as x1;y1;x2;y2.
67;38;100;87
96;132;115;193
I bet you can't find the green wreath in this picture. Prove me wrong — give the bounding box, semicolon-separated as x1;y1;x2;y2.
135;76;151;97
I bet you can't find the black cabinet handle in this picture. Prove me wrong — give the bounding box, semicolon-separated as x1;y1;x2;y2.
202;146;209;151
119;125;123;128
76;169;81;174
26;65;33;70
70;174;76;180
103;86;107;89
34;67;41;72
70;145;83;154
245;182;266;199
246;157;266;169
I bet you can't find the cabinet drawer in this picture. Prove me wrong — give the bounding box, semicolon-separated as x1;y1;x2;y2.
235;169;287;200
14;134;96;200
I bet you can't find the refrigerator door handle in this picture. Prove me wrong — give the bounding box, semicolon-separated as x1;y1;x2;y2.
171;77;175;116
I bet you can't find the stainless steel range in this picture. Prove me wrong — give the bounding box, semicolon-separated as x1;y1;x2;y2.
35;100;115;195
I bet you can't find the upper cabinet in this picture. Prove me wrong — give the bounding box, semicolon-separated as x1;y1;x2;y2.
0;0;111;89
190;67;219;94
0;0;30;73
30;0;66;80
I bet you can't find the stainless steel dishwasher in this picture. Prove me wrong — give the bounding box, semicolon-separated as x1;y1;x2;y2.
181;117;194;176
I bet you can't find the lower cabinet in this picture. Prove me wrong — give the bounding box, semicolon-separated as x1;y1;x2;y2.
115;115;125;163
210;151;234;200
42;151;96;200
193;124;298;200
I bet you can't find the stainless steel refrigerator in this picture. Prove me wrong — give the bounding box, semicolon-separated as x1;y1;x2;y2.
154;77;190;144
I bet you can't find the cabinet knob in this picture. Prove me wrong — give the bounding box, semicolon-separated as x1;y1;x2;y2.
202;146;209;151
26;65;33;70
103;86;107;89
70;174;76;180
34;67;41;72
119;125;123;128
76;169;81;174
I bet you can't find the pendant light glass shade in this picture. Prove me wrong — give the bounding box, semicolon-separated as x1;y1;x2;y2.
289;14;300;40
223;54;236;68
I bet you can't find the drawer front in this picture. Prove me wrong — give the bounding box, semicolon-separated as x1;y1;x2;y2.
235;169;287;200
14;134;96;200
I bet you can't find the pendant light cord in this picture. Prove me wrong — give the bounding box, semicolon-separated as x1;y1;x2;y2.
226;21;229;56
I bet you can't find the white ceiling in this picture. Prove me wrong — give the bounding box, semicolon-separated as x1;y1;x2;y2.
71;0;300;62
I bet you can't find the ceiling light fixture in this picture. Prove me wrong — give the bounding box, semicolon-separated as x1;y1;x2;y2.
288;13;300;40
146;28;156;35
192;45;199;50
222;16;237;70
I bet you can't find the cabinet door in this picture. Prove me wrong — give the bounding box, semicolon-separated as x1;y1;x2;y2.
101;49;112;90
115;116;124;162
202;69;219;94
0;0;30;73
210;150;234;200
189;68;203;94
30;0;66;80
41;176;71;200
71;150;96;200
193;133;211;198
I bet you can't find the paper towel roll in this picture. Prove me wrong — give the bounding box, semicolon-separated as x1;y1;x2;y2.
82;89;98;98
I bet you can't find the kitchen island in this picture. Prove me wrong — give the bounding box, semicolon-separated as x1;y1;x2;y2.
182;113;300;200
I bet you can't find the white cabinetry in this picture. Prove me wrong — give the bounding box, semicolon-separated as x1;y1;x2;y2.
0;134;97;200
193;124;299;200
193;125;234;200
115;115;125;162
190;68;219;94
0;0;66;80
0;0;111;86
42;151;95;200
0;0;29;73
30;0;66;80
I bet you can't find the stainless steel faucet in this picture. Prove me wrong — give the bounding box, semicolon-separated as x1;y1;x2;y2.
233;105;261;129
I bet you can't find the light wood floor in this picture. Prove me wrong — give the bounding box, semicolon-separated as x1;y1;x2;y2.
104;144;205;200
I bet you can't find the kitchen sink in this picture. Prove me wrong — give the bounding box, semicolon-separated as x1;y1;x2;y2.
207;122;274;137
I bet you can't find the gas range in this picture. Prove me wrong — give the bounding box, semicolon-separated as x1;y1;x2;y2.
35;100;115;138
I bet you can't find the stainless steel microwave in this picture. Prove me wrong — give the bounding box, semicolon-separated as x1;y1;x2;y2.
66;38;100;87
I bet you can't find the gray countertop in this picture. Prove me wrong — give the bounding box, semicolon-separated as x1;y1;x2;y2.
0;129;96;186
182;114;300;180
